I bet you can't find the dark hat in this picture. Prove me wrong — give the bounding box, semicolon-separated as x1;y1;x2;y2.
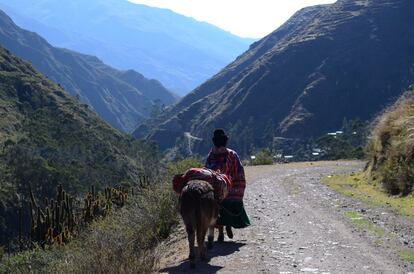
212;129;228;147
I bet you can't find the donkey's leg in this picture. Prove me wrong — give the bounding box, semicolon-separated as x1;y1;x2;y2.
197;225;208;260
207;225;215;249
186;224;196;268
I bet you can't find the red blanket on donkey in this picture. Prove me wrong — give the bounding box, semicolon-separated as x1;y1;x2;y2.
173;167;232;202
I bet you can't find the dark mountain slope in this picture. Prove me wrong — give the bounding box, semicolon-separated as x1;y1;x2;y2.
170;5;328;113
0;0;255;95
0;45;159;244
0;10;176;132
138;0;414;156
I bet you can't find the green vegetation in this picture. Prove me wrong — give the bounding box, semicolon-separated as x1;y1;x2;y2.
343;210;387;237
236;118;368;161
323;88;414;265
0;46;160;245
0;157;202;273
166;157;203;175
251;150;273;166
313;119;367;160
323;173;414;217
399;250;414;263
329;174;414;265
0;246;4;260
0;183;178;273
344;210;362;219
366;87;414;195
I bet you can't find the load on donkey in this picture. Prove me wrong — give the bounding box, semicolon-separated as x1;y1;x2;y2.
172;129;251;268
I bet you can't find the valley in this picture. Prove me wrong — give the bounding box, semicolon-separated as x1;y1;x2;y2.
0;9;176;132
1;0;414;273
0;0;254;95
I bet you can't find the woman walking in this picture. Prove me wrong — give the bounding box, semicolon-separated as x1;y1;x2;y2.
205;129;250;241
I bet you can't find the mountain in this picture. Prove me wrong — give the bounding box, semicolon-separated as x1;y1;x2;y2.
0;9;176;132
137;0;414;156
0;0;255;95
0;45;160;244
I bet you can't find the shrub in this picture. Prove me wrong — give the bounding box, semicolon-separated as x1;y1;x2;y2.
0;183;178;274
0;156;203;273
166;158;203;176
366;87;414;195
251;150;273;165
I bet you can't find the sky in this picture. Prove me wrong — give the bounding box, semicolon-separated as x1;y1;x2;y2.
128;0;336;38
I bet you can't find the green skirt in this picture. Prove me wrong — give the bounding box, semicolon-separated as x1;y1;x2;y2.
217;200;250;228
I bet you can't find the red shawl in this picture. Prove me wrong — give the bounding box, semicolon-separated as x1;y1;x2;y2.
205;148;246;201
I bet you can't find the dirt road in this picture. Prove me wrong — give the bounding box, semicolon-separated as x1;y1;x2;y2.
157;161;414;274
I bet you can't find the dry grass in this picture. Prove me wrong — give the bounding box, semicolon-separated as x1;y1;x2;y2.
366;87;414;195
0;184;178;274
0;158;203;273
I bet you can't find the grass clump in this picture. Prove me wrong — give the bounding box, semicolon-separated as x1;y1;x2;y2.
323;173;414;217
344;210;387;237
399;250;414;263
366;87;414;195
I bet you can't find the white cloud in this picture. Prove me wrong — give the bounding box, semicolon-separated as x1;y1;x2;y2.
128;0;336;38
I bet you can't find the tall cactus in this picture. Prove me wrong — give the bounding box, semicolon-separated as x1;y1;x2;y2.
25;181;133;249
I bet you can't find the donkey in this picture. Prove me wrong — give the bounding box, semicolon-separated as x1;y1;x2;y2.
180;180;219;268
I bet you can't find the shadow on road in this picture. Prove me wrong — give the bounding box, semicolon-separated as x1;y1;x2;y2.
160;241;245;273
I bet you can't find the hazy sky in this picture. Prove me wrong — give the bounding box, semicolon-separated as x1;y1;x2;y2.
128;0;336;38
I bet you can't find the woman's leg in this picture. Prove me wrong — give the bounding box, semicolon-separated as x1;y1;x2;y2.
226;225;233;239
217;225;224;242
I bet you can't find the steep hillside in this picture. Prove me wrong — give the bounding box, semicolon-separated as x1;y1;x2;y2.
0;46;159;244
139;0;414;156
366;86;414;195
0;9;176;132
0;0;255;95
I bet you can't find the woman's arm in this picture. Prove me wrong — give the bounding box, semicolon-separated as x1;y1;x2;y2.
205;151;212;169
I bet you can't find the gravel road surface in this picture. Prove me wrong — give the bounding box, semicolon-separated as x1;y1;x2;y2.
156;161;414;274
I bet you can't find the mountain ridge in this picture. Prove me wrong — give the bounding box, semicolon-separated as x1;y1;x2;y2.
0;9;176;132
138;0;414;156
0;0;255;95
